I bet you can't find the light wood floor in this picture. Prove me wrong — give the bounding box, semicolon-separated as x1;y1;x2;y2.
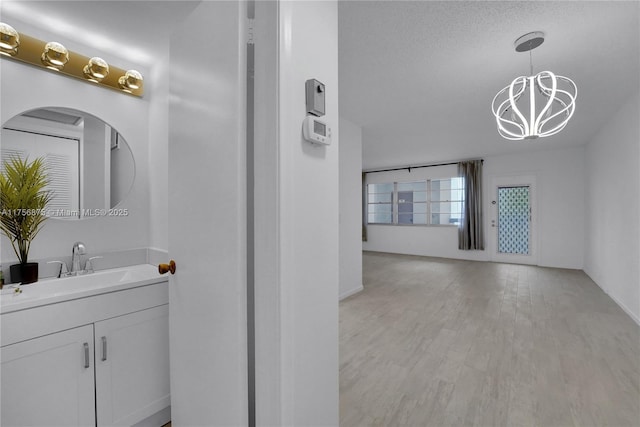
340;252;640;426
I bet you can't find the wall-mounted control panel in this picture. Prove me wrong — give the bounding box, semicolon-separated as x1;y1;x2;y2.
303;116;331;145
305;79;325;117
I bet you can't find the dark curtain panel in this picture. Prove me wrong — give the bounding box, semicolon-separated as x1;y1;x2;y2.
458;160;484;250
362;172;368;242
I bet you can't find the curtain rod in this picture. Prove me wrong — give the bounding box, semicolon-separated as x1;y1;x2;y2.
364;159;483;175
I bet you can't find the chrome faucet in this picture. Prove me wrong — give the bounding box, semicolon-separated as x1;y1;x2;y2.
71;242;86;274
47;260;69;278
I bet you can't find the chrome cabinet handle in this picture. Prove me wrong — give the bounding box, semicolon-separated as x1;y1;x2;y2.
101;336;107;361
83;343;90;368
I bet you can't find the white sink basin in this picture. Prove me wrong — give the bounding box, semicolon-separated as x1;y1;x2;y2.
1;264;167;313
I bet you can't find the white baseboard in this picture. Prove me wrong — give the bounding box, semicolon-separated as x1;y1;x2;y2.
132;406;170;427
587;271;640;326
339;285;363;301
608;292;640;326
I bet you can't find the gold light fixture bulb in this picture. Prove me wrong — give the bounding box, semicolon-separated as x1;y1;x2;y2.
0;22;19;56
118;69;143;92
41;41;69;70
83;57;109;82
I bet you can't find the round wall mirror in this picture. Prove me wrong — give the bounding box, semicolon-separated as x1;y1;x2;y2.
1;107;135;220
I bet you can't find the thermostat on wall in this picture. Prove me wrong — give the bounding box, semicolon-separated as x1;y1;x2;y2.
303;115;331;145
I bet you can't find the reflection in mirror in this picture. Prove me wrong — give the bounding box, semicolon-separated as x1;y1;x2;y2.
1;107;135;220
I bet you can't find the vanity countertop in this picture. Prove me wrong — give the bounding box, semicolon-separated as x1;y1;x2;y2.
0;264;168;314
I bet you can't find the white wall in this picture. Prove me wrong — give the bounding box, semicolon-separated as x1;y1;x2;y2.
0;17;151;268
278;1;340;424
487;148;585;269
364;146;586;269
584;92;640;323
339;117;363;299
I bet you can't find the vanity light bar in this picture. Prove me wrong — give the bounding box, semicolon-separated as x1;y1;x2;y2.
0;24;143;97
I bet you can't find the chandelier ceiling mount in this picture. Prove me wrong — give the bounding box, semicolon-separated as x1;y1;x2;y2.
514;31;545;53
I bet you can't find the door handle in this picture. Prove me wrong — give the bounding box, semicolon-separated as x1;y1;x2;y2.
101;336;107;361
83;343;90;368
158;260;176;275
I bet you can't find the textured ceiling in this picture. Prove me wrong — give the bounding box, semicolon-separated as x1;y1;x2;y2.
339;1;640;169
3;0;638;171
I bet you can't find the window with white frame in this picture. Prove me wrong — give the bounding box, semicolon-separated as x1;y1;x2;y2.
397;181;427;225
367;177;464;225
367;183;394;224
430;177;464;225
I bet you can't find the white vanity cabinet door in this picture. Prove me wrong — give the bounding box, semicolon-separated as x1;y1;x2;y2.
0;324;96;427
95;304;170;426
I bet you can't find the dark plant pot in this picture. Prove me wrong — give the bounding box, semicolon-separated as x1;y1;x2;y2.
10;262;39;284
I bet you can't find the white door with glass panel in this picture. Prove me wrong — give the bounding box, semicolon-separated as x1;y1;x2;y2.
490;176;537;265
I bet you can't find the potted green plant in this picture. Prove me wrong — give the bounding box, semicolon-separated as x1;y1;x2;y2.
0;156;52;284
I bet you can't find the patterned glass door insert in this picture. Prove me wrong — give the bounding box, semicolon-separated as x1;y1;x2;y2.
497;186;530;255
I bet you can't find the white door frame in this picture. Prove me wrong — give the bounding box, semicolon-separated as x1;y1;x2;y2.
489;175;538;265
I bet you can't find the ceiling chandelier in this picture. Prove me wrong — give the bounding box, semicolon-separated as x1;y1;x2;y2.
491;32;577;140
